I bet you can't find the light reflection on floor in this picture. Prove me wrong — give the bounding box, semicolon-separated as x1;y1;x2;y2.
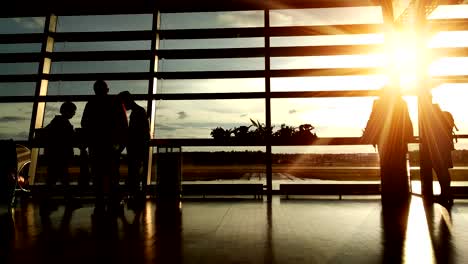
1;195;468;264
404;197;436;264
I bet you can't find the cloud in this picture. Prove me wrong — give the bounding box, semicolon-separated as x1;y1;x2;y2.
289;109;297;114
0;131;29;140
177;111;188;119
0;116;29;122
240;114;247;117
13;17;44;30
155;124;179;131
216;12;263;28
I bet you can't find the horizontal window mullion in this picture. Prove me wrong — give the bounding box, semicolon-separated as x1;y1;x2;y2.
271;90;379;98
47;72;151;81
431;47;468;58
156;70;265;79
429;19;468;32
149;137;377;146
269;24;383;37
0;53;42;63
270;45;383;57
432;75;468;83
0;74;38;82
0;33;43;44
271;68;382;77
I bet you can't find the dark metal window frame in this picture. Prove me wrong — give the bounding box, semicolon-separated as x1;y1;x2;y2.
1;1;467;198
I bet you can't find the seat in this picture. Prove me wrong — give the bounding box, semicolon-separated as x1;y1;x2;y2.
15;144;31;193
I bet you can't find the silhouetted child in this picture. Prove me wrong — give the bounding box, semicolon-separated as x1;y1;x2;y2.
43;101;77;211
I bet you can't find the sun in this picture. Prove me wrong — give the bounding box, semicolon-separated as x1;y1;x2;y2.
385;30;429;92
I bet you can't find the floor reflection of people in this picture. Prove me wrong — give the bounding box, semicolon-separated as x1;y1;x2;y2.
363;87;413;205
424;204;455;264
155;201;182;264
0;213;15;264
381;201;410;263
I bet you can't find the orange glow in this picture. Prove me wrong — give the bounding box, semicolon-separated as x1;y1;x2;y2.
386;30;429;92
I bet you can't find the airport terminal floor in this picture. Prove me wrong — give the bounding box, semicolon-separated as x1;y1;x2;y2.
1;195;468;264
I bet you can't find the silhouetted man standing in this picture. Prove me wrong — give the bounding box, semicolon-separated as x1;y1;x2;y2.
118;91;150;206
81;80;128;213
363;87;413;205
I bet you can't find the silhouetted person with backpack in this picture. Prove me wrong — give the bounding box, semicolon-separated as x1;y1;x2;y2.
362;87;413;205
428;104;457;206
43;101;78;212
118;91;150;207
81;80;128;214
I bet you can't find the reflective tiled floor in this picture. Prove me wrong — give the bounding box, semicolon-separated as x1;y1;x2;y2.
1;196;468;264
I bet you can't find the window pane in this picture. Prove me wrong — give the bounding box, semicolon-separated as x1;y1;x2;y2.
271;97;418;138
161;11;263;29
0;63;38;75
0;82;36;96
54;41;150;52
158;58;263;72
271;34;384;47
156;78;264;93
51;60;149;74
57;14;152;32
432;84;468;135
271;55;384;70
271;76;388;92
428;5;468;19
272;146;379;190
160;38;263;49
150;146;266;186
429;57;468;76
429;31;468;48
270;7;383;27
154;99;265;139
0;43;42;53
0;17;45;34
0;103;32;140
47;80;148;95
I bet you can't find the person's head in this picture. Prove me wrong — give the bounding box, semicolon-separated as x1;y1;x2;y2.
379;85;402;100
60;101;77;119
93;80;109;96
118;91;135;110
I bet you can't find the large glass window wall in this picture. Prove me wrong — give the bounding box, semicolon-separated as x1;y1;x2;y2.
0;5;467;196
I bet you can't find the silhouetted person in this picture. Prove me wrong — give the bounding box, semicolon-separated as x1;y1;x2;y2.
363;87;413;205
0;139;16;208
43;101;77;211
118;91;150;206
428;104;456;206
81;80;128;214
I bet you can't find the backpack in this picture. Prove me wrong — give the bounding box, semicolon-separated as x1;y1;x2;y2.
442;110;458;150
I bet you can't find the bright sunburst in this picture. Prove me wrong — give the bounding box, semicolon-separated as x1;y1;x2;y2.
386;30;428;92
